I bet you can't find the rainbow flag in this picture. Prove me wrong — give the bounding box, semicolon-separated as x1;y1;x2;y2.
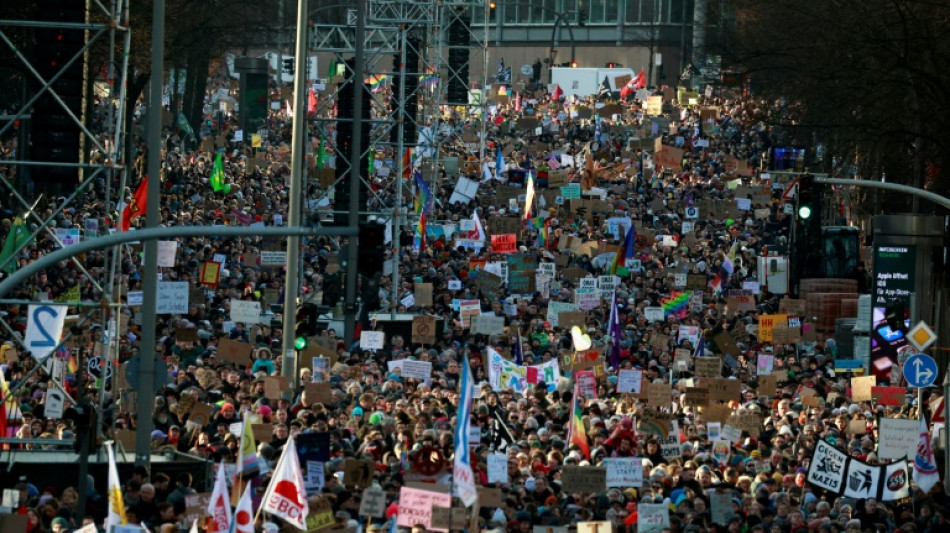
413;172;432;252
662;292;690;319
609;222;636;275
569;383;590;459
366;74;387;92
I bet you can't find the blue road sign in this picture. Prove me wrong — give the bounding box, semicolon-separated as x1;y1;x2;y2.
903;353;937;388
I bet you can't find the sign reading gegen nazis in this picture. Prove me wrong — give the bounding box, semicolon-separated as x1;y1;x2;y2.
806;440;847;493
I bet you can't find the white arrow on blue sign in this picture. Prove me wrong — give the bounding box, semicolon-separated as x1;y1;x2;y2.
903;353;937;388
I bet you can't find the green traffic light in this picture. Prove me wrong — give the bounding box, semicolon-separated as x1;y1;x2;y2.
294;336;309;350
798;205;812;219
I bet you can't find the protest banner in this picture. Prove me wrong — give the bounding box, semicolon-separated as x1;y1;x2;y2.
617;369;643;394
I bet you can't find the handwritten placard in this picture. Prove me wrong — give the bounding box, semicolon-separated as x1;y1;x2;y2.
156;282;188;314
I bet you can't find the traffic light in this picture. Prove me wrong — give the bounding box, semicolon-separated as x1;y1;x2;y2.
797;174;815;220
489;0;497;19
358;222;387;278
282;57;295;75
294;303;318;349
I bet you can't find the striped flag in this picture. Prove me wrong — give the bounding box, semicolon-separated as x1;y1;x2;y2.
452;354;478;506
569;383;590;459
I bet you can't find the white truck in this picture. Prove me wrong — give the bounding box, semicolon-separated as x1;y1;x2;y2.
549;67;637;99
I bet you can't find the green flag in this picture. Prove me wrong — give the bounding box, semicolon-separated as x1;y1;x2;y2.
210;152;227;192
177;112;196;140
317;131;325;169
368;149;375;175
327;60;336;80
0;218;31;274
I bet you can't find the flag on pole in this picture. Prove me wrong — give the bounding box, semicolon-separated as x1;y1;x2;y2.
0;366;12;439
208;463;232;533
569;383;590;459
709;241;738;295
307;88;317;115
210;152;227;193
514;331;524;366
230;483;254;533
496;147;506;178
609;222;636;275
523;171;535;221
514;91;522;112
402;148;413;180
607;290;622;369
914;417;940;494
694;333;705;359
551;84;563;101
261;436;308;530
238;415;260;476
633;69;646;90
452;353;478;507
468;211;486;241
105;441;128;531
0;217;30;274
316;131;326;169
120;176;149;232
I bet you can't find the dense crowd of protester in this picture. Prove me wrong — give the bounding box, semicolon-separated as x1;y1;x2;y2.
0;64;946;533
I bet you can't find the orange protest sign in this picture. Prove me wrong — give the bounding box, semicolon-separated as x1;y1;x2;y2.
490;234;517;254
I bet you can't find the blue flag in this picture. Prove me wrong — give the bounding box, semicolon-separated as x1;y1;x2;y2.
452;354;478;506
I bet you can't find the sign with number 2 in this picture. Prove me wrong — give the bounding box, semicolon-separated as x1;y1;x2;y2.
25;304;67;360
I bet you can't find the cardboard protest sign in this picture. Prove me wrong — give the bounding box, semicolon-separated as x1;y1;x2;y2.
215;339;254;365
851;376;876;402
412;315;437;345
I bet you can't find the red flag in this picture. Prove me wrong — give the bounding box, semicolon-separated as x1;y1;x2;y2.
120;175;149;232
307;89;317;115
633;69;646;90
620;83;633;100
514;91;522;111
551;84;563;101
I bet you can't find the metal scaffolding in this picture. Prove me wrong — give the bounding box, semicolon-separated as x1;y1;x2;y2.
0;1;132;434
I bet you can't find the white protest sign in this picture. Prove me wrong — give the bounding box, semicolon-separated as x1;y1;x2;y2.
400;293;416;308
638;503;671;533
644;307;665;322
25;304;67;360
546;302;579;327
157;240;178;267
260;251;288;266
360;487;387;518
156;282;189;314
720;424;742;443
306;461;325;494
360;331;385;350
401;360;433;380
473;315;505;335
127;291;143;307
45;389;66;419
230;300;262;324
617;369;643;394
604;458;644;487
756;353;774;375
448;280;462;291
878;418;920;460
487;453;508;484
736;198;752;211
